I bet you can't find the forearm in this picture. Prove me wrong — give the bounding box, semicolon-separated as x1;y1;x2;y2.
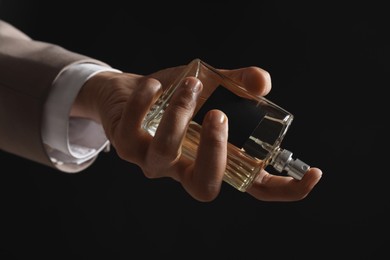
0;20;110;168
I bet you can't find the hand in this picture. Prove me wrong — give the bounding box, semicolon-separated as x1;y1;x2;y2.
72;64;322;202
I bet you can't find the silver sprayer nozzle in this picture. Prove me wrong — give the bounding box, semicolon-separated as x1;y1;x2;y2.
271;149;310;180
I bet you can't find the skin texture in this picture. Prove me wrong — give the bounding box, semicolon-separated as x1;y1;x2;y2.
72;65;322;202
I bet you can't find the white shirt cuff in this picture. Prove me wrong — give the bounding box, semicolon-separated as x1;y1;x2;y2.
42;62;122;172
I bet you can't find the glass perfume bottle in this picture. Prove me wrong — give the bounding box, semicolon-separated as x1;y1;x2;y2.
142;59;310;192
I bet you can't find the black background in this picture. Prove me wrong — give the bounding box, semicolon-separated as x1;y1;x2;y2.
0;1;388;259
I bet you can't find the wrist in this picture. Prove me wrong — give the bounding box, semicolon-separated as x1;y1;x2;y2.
71;71;121;123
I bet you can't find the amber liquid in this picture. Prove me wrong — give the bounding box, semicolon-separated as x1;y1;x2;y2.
182;122;264;192
143;111;264;191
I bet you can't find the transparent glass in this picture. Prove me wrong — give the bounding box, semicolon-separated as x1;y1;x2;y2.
142;59;310;192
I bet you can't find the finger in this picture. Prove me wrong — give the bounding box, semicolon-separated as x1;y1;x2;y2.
146;77;202;175
180;110;228;202
122;77;162;132
220;66;272;96
115;77;162;163
246;167;323;201
147;66;187;91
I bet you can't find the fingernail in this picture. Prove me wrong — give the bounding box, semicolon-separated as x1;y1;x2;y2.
207;110;227;124
184;78;202;93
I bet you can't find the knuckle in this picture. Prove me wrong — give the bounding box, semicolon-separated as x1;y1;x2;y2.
193;184;220;202
170;89;196;114
202;131;226;147
143;150;180;178
115;145;134;162
142;168;158;179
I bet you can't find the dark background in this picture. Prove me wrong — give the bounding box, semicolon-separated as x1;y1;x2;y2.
0;1;388;259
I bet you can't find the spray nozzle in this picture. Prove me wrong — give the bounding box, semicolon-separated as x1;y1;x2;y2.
271;149;310;180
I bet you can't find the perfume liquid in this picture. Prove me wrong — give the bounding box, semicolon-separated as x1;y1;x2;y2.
182;122;264;191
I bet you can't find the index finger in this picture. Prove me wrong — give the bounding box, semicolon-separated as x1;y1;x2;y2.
148;63;272;97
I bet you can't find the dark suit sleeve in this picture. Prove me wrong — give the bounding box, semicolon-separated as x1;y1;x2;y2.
0;19;109;169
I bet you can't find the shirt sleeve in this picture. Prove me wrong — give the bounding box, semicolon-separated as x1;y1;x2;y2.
42;62;122;173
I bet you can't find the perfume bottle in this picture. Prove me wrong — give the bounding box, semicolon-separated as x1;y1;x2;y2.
142;59;310;192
